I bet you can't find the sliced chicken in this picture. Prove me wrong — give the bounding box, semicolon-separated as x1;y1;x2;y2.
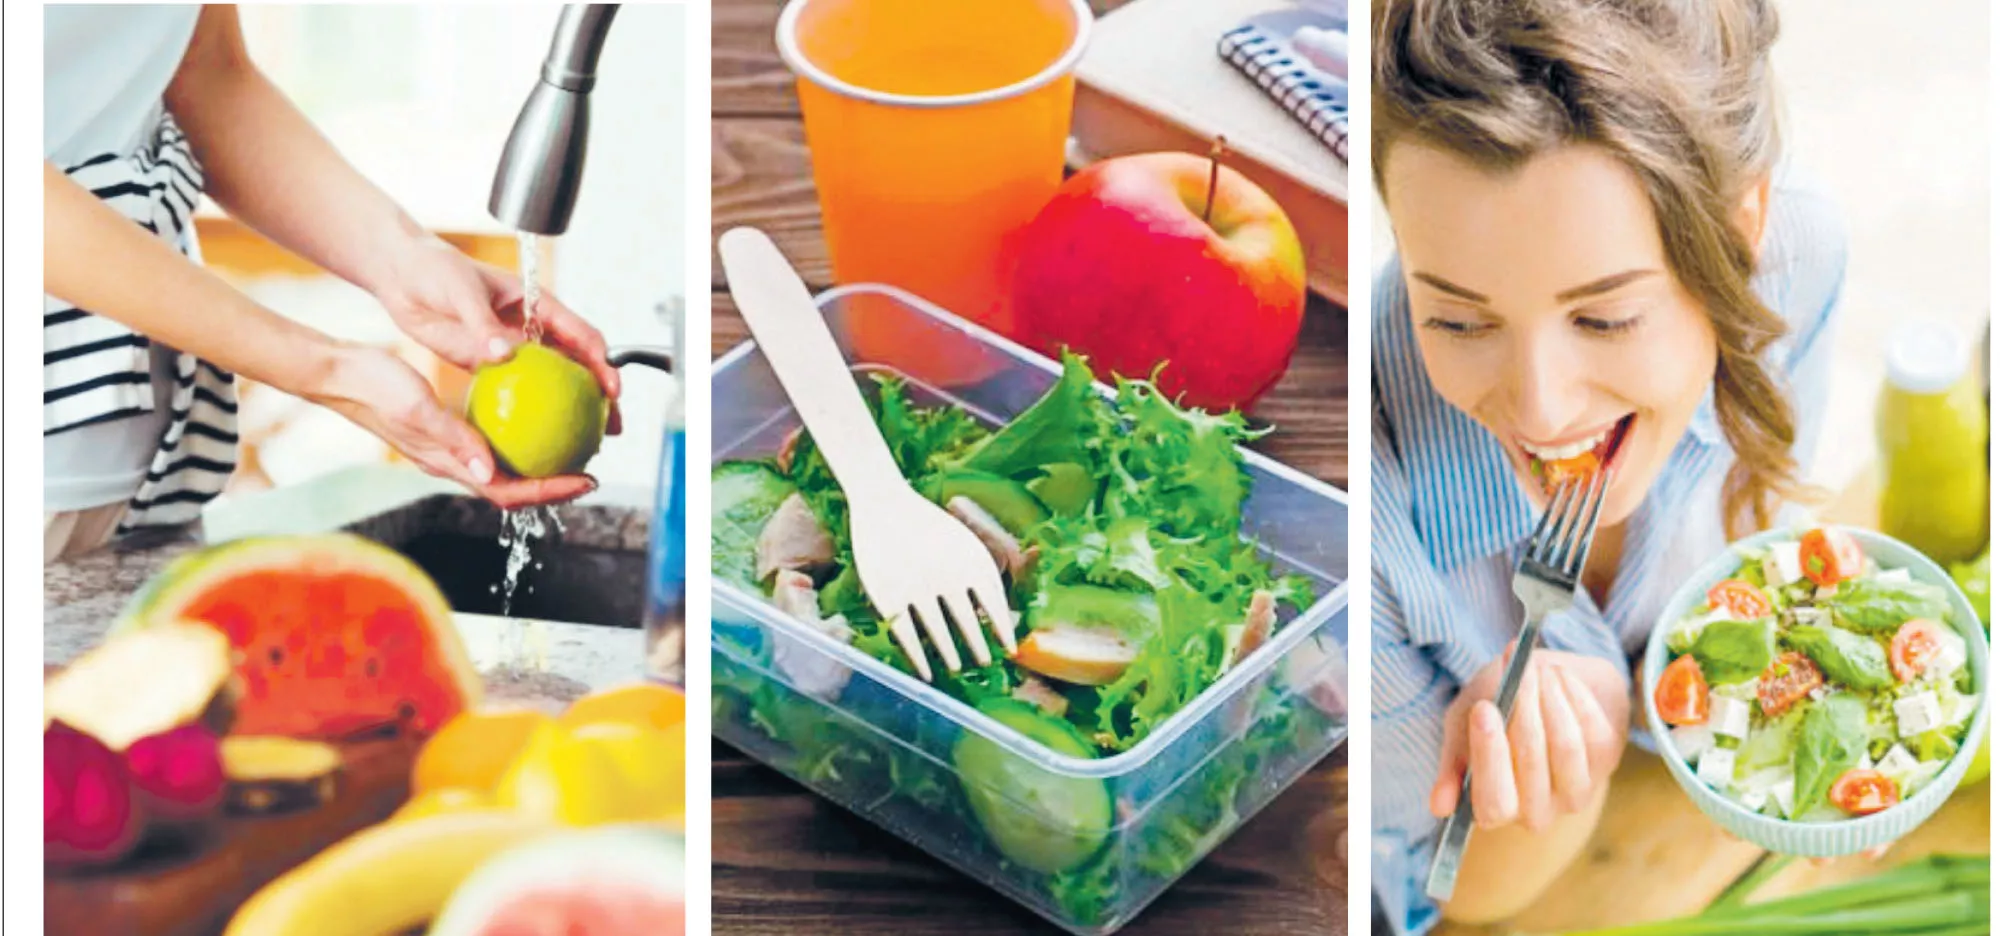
1014;624;1140;686
755;493;835;581
946;496;1030;580
768;570;855;701
1012;674;1070;717
1231;590;1278;666
771;569;822;621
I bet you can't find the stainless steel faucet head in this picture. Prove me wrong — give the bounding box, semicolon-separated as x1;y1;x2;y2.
489;4;620;236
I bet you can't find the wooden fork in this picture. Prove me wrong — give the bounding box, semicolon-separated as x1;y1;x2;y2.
717;228;1016;680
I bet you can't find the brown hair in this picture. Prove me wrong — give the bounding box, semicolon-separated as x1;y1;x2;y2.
1373;0;1804;535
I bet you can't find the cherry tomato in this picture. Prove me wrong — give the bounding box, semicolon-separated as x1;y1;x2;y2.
1542;452;1600;487
1706;579;1773;621
1830;768;1900;815
1891;618;1948;684
1799;528;1866;588
1656;654;1711;727
1757;651;1825;717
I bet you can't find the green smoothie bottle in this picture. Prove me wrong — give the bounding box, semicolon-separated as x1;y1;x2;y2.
1878;321;1989;565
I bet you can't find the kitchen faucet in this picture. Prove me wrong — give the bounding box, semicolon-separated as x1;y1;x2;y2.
489;4;621;236
488;4;675;378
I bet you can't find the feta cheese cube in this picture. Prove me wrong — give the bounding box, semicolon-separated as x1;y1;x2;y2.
1738;787;1768;812
1771;779;1796;817
1877;743;1920;775
1895;693;1945;738
1814;584;1839;602
1671;724;1716;762
1696;747;1738;788
1764;541;1805;585
1707;695;1751;740
1879;567;1912;583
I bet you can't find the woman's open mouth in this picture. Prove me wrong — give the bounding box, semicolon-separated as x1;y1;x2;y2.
1522;414;1635;492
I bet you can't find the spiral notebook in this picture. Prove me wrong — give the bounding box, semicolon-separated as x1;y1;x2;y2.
1069;0;1348;303
1217;10;1349;161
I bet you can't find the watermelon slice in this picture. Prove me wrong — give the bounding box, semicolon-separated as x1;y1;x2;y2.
118;535;480;740
430;825;686;936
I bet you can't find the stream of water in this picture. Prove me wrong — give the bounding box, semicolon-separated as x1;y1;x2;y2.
492;231;554;670
518;231;546;342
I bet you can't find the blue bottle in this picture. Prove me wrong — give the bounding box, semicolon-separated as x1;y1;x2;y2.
644;308;688;686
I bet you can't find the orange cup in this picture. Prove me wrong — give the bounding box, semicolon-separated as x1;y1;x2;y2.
778;0;1092;362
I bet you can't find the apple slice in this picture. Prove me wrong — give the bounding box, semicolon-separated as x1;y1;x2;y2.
1015;625;1140;687
1230;590;1278;666
44;620;236;751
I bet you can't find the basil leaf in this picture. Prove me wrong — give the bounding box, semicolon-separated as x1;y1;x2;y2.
1830;577;1953;634
1691;618;1776;684
1794;695;1868;819
1783;624;1893;691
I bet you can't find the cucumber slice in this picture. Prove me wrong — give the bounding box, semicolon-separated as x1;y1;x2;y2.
1027;463;1095;517
926;470;1049;537
952;699;1112;873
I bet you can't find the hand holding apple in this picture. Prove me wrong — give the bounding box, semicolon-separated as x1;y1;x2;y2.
1010;152;1307;412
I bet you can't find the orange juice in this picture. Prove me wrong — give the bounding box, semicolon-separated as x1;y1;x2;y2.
779;0;1090;360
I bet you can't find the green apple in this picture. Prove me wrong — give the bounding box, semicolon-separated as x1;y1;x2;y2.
466;343;607;478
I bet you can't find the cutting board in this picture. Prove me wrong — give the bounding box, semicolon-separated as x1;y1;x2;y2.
44;731;421;936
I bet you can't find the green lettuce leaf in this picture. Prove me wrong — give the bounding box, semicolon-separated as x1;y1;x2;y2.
710;460;796;589
952;353;1104;481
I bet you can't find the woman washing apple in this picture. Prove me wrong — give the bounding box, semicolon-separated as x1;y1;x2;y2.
43;5;620;563
1367;0;1854;931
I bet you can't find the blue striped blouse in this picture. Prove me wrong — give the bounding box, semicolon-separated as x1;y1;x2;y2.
1370;175;1848;934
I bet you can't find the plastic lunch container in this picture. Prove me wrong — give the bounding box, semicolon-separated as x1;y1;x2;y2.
711;284;1351;934
1642;525;1990;857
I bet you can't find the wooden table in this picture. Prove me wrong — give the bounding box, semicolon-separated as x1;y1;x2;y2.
712;1;1350;931
1434;760;1991;934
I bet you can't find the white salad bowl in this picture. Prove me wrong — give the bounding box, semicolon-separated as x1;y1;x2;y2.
1642;525;1989;857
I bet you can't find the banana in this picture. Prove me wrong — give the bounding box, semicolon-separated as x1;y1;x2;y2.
225;811;559;936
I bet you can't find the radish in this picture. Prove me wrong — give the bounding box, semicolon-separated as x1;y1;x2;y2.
45;722;146;869
125;724;226;822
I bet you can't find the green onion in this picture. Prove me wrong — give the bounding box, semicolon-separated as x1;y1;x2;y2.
1551;854;1988;936
1707;853;1793;910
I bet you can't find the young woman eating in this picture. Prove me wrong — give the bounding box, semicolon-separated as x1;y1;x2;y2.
1367;0;1848;930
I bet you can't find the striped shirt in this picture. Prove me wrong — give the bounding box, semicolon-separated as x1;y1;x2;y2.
45;6;237;531
1369;175;1847;935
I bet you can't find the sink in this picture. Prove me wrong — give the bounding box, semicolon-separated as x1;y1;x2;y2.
340;494;648;629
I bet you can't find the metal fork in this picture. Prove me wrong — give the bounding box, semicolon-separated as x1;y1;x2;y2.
718;228;1016;681
1425;467;1613;903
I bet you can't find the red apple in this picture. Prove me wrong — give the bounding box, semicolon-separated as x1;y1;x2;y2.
1011;152;1307;412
